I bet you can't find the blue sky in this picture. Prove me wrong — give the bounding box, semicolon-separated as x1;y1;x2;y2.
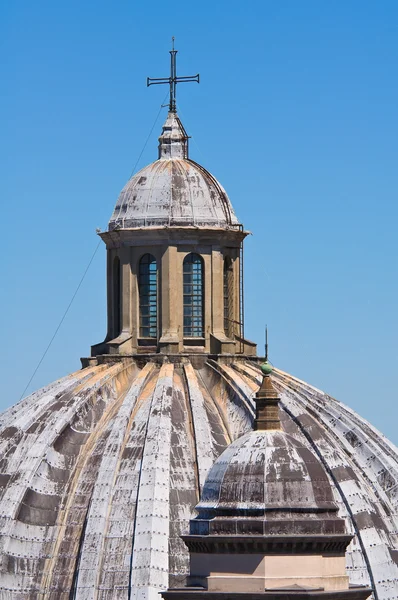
1;1;397;443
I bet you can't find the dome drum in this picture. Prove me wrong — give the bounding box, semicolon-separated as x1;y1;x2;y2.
92;229;256;358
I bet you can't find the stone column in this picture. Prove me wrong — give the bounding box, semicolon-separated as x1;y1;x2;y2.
202;251;212;352
211;248;224;334
117;246;134;353
209;248;236;354
233;251;241;339
106;248;113;340
129;246;140;351
159;245;181;353
120;246;130;332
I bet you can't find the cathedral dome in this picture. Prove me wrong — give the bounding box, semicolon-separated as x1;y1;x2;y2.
108;112;239;230
1;360;398;599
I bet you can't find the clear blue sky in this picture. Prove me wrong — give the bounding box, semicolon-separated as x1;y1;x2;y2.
1;1;397;443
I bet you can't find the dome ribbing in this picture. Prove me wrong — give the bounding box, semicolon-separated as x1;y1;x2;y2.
197;430;338;516
1;359;398;599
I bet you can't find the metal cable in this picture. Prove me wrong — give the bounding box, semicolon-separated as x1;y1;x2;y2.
128;91;169;178
175;102;206;163
18;239;102;401
18;99;171;401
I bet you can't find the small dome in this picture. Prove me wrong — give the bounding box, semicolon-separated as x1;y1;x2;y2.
192;429;344;538
108;113;239;230
198;429;336;514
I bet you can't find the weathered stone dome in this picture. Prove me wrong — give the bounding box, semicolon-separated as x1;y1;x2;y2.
1;359;398;599
192;428;347;539
108;113;239;230
198;429;337;514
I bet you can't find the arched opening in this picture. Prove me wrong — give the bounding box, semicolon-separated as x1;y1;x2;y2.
224;257;234;337
139;253;158;338
113;256;121;337
183;253;204;338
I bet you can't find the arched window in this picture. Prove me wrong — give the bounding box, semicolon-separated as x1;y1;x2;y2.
139;254;158;338
113;256;121;337
183;253;204;338
224;257;233;337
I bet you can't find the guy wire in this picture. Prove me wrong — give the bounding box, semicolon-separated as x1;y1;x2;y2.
18;239;102;401
128;91;169;178
18;98;170;401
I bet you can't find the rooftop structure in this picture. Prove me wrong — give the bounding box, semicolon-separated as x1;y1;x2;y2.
0;43;397;600
162;365;371;599
109;112;239;231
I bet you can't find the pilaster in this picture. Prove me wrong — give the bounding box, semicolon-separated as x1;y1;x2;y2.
209;248;236;354
159;245;181;353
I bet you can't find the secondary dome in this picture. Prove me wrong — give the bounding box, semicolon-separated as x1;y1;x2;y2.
198;430;337;516
108;112;239;230
193;429;345;541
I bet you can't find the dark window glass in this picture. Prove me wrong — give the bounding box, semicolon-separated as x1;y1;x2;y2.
183;253;204;337
139;254;157;338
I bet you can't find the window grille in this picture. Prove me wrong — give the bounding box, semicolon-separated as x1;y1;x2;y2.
139;254;158;338
183;253;204;337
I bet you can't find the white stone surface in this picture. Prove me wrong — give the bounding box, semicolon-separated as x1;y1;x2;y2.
0;359;397;599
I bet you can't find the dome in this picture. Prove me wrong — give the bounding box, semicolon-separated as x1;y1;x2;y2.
108;113;239;230
183;405;364;598
1;359;398;599
192;428;346;539
198;429;337;515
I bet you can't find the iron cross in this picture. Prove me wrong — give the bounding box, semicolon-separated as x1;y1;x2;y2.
147;38;200;113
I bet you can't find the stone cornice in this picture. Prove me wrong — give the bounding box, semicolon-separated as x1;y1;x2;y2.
182;534;353;555
99;226;248;248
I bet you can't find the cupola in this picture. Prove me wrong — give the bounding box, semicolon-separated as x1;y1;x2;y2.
108;112;239;230
91;42;256;358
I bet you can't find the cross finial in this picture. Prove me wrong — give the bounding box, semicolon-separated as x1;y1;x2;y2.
147;38;200;113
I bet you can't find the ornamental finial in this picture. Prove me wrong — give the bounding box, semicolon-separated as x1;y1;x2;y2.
255;326;280;430
261;325;273;376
